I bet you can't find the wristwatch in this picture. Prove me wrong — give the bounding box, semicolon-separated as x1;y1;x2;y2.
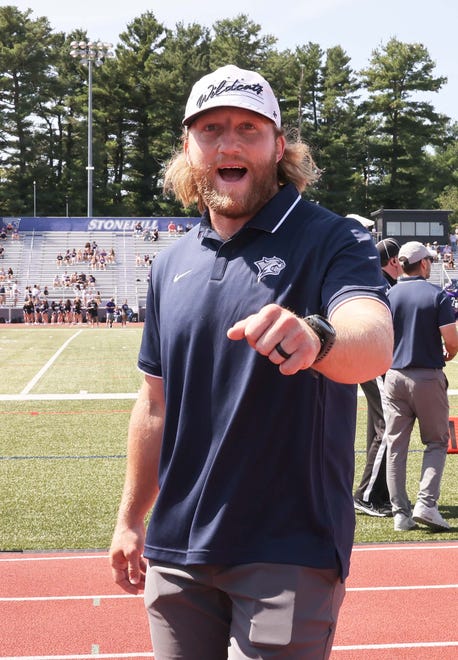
304;314;336;363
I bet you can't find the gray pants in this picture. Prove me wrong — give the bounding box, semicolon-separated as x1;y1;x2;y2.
384;368;449;516
144;562;345;660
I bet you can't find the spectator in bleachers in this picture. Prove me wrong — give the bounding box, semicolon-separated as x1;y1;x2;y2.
53;274;61;289
108;247;116;263
0;283;6;305
185;221;194;232
98;253;107;270
135;221;143;234
56;252;64;267
0;267;5;280
0;245;4;259
11;281;19;305
31;284;41;301
0;227;7;240
11;227;19;241
7;267;13;280
443;244;454;269
168;220;177;235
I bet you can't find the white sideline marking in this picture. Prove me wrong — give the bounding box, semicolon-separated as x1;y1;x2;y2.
0;655;154;659
21;331;84;395
0;393;138;401
2;390;458;402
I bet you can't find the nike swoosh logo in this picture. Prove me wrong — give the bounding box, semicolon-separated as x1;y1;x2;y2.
173;269;193;283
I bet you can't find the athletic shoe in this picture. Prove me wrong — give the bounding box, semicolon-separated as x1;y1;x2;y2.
393;513;417;531
412;502;450;531
375;501;393;517
353;497;392;518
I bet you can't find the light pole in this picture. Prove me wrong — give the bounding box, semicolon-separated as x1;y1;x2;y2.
33;180;37;216
70;40;114;218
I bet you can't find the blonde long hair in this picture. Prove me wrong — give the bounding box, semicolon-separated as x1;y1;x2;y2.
163;128;320;213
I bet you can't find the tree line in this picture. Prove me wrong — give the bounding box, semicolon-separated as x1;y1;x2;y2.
1;6;457;221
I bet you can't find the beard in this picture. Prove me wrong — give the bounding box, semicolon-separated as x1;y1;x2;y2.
191;153;279;220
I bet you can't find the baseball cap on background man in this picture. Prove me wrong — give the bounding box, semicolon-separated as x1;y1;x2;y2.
398;241;436;264
376;238;400;266
182;64;281;129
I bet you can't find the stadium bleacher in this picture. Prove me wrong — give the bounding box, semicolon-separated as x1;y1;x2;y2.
0;229;182;323
0;224;455;324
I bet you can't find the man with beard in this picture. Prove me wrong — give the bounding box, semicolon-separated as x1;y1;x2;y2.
110;65;393;659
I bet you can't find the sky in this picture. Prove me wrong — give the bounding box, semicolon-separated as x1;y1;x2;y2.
8;0;458;121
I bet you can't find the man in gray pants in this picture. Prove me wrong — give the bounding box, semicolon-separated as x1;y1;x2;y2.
384;241;458;531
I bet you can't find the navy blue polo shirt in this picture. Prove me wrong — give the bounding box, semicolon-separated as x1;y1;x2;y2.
138;183;387;579
387;276;455;369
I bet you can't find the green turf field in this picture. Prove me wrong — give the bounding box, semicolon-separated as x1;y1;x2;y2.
0;325;457;550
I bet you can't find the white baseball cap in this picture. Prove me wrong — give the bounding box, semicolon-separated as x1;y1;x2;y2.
183;64;281;128
398;241;436;264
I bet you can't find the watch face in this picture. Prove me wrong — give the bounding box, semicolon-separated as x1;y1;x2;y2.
308;315;336;338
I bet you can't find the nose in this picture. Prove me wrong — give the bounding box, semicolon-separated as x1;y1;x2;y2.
217;126;242;155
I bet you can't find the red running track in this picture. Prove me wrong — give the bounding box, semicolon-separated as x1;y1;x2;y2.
0;542;457;659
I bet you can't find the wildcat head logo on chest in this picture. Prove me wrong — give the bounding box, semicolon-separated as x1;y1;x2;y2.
254;256;286;282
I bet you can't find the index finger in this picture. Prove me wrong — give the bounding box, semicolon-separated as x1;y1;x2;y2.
227;304;282;344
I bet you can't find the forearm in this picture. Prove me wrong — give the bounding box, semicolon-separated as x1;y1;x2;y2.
441;323;458;361
115;376;165;527
313;299;394;384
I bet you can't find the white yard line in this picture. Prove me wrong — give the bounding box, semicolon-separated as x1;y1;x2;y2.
20;330;84;395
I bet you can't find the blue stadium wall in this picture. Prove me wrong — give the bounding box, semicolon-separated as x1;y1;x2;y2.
2;217;200;232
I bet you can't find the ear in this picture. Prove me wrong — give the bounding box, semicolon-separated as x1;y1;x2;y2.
184;140;191;166
275;134;286;163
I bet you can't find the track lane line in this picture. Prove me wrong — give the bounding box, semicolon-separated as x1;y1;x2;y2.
0;654;154;659
333;641;458;651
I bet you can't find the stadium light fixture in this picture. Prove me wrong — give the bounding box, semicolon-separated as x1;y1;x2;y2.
69;40;114;218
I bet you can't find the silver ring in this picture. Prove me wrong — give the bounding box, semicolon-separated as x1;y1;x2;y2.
275;342;292;360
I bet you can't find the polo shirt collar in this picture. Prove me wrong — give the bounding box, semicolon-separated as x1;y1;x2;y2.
198;183;301;242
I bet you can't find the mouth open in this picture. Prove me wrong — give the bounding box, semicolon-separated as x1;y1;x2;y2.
218;167;247;182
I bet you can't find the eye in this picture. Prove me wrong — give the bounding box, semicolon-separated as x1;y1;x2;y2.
239;122;256;131
202;122;220;133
